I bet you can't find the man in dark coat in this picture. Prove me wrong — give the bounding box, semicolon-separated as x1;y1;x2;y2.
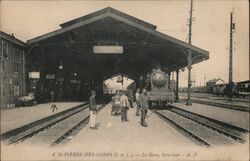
89;90;97;129
120;90;129;122
139;88;149;127
128;89;134;108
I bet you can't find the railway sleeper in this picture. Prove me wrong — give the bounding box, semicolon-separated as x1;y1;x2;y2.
153;110;211;147
169;108;246;143
7;107;88;145
51;103;107;146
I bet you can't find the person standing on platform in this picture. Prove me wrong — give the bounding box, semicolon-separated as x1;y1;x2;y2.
135;88;141;116
128;89;134;108
50;90;55;102
139;88;149;127
120;90;129;122
89;90;97;129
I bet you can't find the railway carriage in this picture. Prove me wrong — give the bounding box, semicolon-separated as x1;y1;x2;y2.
236;80;250;97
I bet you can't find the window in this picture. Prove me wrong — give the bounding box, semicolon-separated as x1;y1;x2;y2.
14;63;20;73
2;78;7;96
2;41;8;59
2;86;6;96
1;61;6;72
13;63;20;78
14;48;21;62
14;85;20;96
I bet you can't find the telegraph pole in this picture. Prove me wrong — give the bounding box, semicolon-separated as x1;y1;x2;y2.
188;0;193;44
229;11;235;83
228;11;235;102
186;0;193;105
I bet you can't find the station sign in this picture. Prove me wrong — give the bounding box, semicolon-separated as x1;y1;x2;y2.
93;45;123;54
29;72;40;79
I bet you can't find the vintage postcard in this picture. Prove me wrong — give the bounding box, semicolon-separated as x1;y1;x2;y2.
0;0;249;161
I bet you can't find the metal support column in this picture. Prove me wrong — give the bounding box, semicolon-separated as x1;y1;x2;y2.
168;73;171;89
22;50;26;96
186;50;192;105
0;59;2;108
175;70;179;102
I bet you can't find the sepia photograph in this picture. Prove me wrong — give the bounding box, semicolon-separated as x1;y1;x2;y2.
0;0;249;160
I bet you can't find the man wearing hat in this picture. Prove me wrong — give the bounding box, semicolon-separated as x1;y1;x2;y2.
89;90;97;129
139;88;149;127
120;90;129;122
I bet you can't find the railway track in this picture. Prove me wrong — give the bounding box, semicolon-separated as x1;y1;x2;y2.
211;97;250;103
1;103;87;140
2;103;106;146
191;99;250;112
179;93;250;103
153;107;248;147
179;97;249;112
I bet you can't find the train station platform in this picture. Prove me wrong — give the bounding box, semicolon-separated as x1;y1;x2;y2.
1;103;249;161
44;103;247;161
171;102;249;131
0;102;85;134
56;103;202;159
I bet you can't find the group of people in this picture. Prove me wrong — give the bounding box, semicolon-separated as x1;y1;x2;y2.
88;87;149;129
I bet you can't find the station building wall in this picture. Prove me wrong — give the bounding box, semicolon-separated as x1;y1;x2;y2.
0;31;26;108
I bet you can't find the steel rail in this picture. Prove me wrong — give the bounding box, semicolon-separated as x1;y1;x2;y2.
6;104;89;145
191;99;249;112
168;106;247;143
51;103;107;146
153;110;211;147
1;103;87;140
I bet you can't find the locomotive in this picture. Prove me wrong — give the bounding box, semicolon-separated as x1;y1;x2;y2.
146;68;175;107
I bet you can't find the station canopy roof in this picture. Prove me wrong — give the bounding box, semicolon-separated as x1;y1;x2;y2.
27;7;209;80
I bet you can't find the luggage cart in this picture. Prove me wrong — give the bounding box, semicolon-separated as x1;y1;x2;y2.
111;96;121;115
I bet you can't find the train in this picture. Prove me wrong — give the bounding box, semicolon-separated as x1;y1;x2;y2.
144;68;175;107
179;80;250;98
